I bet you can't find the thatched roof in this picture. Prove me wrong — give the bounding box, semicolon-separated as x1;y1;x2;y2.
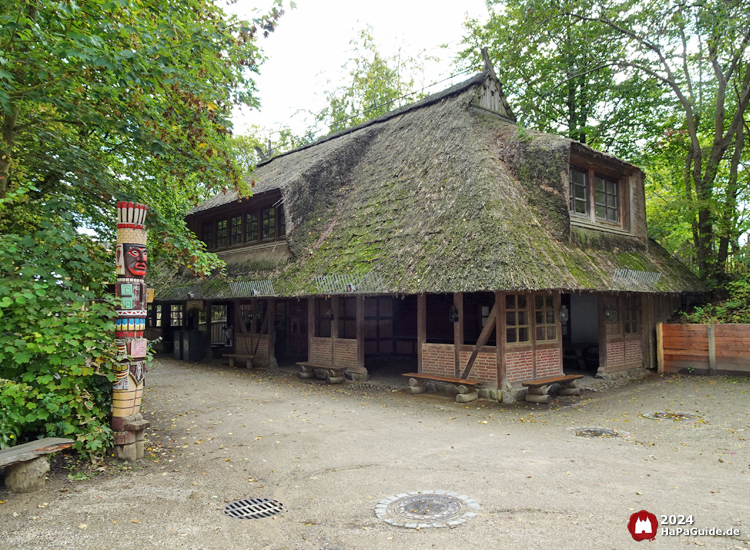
159;72;704;300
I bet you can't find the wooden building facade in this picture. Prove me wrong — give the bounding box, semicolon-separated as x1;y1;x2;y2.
150;68;702;400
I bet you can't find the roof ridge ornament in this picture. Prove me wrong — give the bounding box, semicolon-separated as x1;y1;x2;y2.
479;47;516;122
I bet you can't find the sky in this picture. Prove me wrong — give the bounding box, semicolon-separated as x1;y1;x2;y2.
229;0;490;138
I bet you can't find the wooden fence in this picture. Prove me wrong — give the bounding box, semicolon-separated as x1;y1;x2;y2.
657;323;750;375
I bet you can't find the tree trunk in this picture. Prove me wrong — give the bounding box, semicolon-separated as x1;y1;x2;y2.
0;105;19;200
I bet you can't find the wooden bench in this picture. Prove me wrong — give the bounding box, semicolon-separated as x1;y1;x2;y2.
224;353;255;369
1;438;74;493
296;362;347;384
402;373;484;403
522;374;583;404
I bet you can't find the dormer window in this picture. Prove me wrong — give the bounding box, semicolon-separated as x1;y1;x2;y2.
197;201;286;251
569;167;588;215
595;175;619;223
261;207;276;240
569;165;624;229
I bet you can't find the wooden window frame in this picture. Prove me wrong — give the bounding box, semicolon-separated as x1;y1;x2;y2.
216;219;228;248
569;164;627;230
534;294;557;342
594;174;619;223
623;295;642;335
315;298;332;338
170;303;183;327
505;293;530;344
230;215;243;246
203;221;214;249
604;295;621;337
197;201;287;252
339;297;356;339
246;211;259;243
261;206;276;241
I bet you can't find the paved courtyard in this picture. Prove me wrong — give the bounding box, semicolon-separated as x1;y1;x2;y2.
2;358;749;549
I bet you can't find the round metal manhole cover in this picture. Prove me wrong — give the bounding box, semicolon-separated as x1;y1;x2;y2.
376;491;480;528
223;498;286;519
643;411;699;422
572;427;624;438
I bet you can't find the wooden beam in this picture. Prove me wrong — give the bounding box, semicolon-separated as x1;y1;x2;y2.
356;295;365;372
461;301;498;379
331;296;339;366
250;297;257;356
308;297;315;363
496;291;505;390
252;302;270;356
556;292;563;375
707;324;717;375
417;293;426;374
598;294;607;372
234;302;252;355
656;322;664;374
268;298;276;365
454;292;463;377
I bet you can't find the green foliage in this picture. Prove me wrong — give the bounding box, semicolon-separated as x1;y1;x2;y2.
0;197;117;454
682;275;750;324
460;0;667;158
0;0;285;276
312;27;434;134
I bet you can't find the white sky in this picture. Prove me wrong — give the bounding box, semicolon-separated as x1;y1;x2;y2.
229;0;489;138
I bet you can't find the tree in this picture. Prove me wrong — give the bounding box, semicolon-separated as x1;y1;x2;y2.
0;0;284;453
312;27;434;135
462;0;750;282
460;0;667;159
1;0;283;270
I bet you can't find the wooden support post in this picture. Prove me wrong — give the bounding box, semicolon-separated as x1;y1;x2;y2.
307;297;315;363
707;324;717;375
331;296;339;366
496;291;505;391
268;298;276;367
598;294;607;372
556;292;563;375
656;322;664;374
417;293;426;374
454;292;463;377
203;300;213;360
250;297;257;355
235;302;250;355
643;294;654;369
356;295;365;372
461;302;498;379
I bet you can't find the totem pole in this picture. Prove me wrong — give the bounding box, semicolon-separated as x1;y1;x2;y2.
112;202;150;461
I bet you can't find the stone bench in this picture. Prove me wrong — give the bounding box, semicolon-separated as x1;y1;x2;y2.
522;374;583;403
224;353;255;369
1;438;74;493
402;373;484;403
296;362;347;384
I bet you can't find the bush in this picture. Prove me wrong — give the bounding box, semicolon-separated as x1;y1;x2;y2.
0;201;118;456
682;275;750;324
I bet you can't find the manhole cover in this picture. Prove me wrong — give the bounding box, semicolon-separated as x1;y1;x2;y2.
574;427;621;438
643;411;698;421
376;491;480;528
223;498;286;519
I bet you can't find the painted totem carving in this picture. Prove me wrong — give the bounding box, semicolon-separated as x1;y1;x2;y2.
112;202;150;461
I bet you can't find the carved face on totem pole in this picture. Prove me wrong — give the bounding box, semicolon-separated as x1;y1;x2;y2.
124;244;147;277
116;243;148;278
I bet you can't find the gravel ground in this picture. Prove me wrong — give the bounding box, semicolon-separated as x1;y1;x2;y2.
1;358;748;550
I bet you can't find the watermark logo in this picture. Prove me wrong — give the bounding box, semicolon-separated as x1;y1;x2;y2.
628;510;658;541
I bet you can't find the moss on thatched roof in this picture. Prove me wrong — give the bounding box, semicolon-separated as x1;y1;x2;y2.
158;72;703;300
